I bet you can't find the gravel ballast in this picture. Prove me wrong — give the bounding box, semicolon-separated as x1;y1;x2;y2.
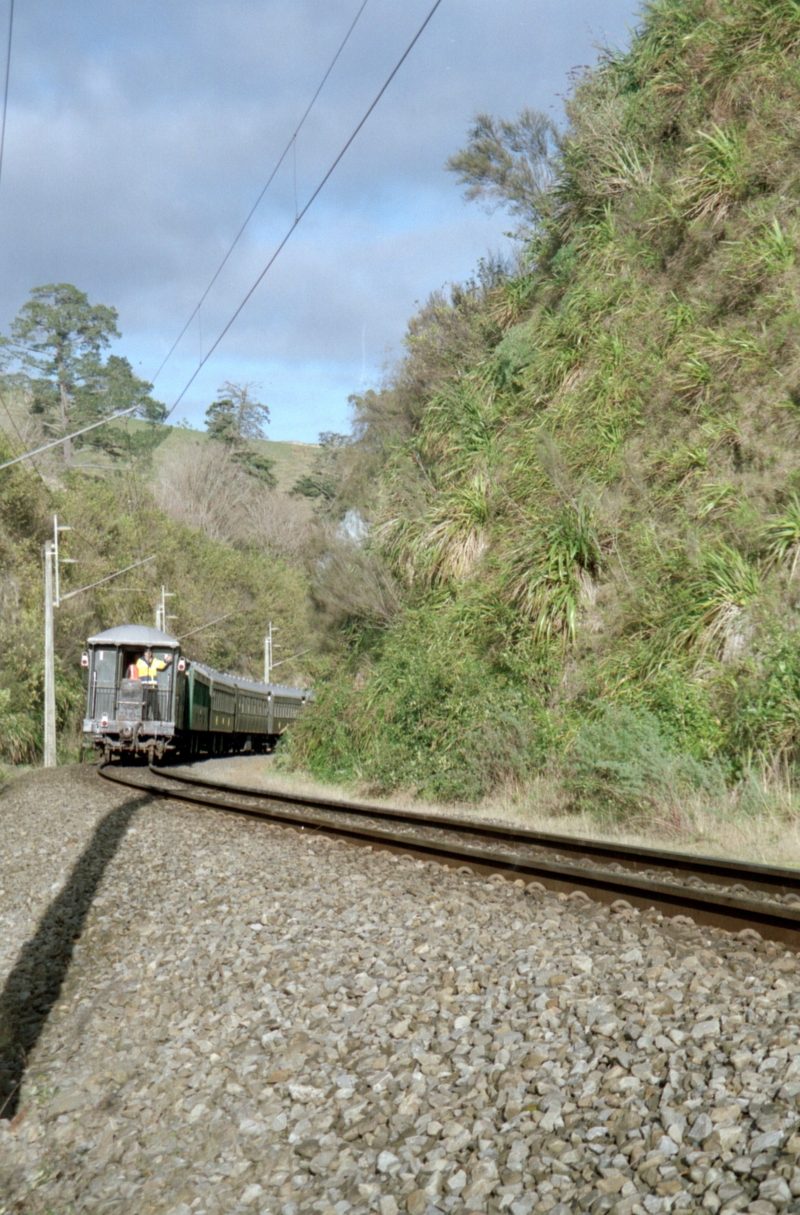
2;767;800;1215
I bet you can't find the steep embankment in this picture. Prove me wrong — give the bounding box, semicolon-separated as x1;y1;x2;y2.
0;432;312;766
288;0;800;814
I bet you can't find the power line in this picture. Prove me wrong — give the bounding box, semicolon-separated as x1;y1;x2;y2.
0;386;124;542
0;0;445;473
59;554;156;602
164;0;445;420
114;0;372;519
0;381;94;539
0;0;13;195
176;611;237;642
0;383;41;473
150;0;370;386
0;389;133;551
0;394;142;553
0;0;371;476
0;406;140;470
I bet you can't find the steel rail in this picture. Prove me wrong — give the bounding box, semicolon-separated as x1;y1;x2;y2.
98;764;800;949
150;765;800;899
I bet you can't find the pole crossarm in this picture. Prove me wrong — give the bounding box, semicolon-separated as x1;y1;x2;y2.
271;648;312;670
59;554;156;602
176;611;237;641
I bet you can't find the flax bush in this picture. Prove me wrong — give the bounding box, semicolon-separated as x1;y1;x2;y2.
284;0;800;807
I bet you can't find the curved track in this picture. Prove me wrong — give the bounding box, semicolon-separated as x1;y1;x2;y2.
99;763;800;949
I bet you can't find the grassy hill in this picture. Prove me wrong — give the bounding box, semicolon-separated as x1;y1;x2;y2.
145;423;319;494
0;392;319;495
283;0;800;821
57;418;320;495
0;408;318;767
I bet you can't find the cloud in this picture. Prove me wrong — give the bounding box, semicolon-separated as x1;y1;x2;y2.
0;0;640;441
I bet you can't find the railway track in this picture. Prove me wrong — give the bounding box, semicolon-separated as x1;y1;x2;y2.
99;762;800;949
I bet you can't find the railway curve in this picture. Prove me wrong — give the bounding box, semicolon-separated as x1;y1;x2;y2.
98;763;800;950
5;763;800;1214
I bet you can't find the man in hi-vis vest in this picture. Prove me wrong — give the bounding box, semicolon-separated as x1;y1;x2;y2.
134;648;172;719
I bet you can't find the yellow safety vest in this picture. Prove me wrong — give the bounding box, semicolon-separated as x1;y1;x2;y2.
135;657;165;686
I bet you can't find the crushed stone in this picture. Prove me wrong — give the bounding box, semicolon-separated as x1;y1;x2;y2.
1;766;800;1215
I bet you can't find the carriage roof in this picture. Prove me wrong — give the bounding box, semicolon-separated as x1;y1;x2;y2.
87;625;179;648
190;661;308;700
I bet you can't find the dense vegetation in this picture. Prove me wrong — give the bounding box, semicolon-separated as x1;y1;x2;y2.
0;288;314;767
286;0;800;817
0;433;312;765
5;0;800;830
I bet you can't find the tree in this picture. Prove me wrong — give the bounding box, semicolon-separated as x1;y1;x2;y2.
205;381;276;486
9;283;167;465
291;432;350;506
90;356;169;461
446;109;559;228
205;381;270;443
205;396;239;446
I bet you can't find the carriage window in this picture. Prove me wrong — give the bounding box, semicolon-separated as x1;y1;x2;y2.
152;650;174;687
118;649;175;684
122;651;139;679
92;649;118;685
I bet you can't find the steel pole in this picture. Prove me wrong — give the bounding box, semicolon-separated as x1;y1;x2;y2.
43;541;56;767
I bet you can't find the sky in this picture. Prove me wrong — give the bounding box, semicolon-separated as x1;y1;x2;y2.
0;0;642;444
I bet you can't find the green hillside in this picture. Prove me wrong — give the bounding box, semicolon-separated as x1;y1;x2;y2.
0;405;318;767
0;388;320;496
44;417;318;495
285;0;800;819
137;421;319;495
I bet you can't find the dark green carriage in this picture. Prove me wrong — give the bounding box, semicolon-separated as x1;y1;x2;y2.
83;625;311;761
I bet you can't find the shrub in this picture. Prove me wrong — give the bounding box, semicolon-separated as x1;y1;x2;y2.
154;439;256;545
0;687;39;764
727;632;800;777
568;705;724;829
286;0;800;804
286;601;554;802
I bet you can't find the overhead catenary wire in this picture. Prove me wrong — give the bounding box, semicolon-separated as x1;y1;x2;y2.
0;0;14;196
176;611;238;642
0;386;50;486
0;408;142;470
150;0;370;386
163;0;445;421
0;0;371;475
58;554;156;602
0;392;134;552
0;0;445;473
0;399;141;553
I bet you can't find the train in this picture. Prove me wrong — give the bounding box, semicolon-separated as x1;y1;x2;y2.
82;624;312;762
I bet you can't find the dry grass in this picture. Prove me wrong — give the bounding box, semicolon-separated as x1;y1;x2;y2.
248;490;315;557
152;424;318;494
154;439;315;558
154;440;252;544
176;755;800;871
